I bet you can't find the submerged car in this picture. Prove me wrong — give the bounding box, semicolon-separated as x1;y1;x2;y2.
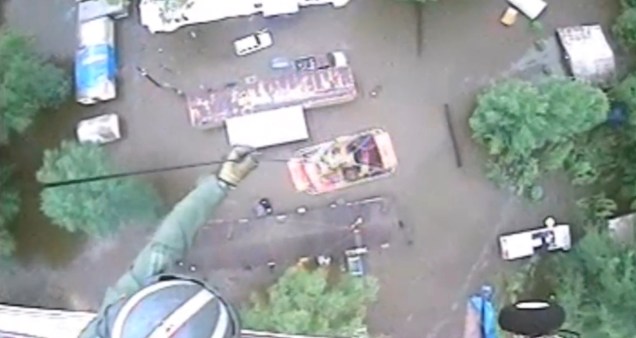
233;30;273;56
287;128;398;194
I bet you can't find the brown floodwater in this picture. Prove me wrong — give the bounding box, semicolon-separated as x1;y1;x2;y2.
0;0;621;336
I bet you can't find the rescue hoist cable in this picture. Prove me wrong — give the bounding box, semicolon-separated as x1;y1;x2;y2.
43;138;381;188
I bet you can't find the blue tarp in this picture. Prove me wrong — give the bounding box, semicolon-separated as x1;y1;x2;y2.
464;285;497;338
75;44;117;97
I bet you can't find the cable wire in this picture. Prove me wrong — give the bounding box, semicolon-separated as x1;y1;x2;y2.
42;137;384;189
41;158;288;188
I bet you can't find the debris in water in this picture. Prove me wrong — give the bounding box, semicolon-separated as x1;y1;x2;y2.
369;85;383;98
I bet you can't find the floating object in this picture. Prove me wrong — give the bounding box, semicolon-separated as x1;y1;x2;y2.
498;300;569;336
500;7;519;26
463;285;496;338
76;113;121;145
444;104;462;168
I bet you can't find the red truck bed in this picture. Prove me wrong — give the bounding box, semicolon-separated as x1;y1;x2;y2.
186;66;357;129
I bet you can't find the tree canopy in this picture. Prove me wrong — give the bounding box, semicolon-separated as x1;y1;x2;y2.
545;228;636;338
614;9;636;49
36;141;162;237
0;165;19;256
0;30;70;143
241;267;379;337
469;77;609;198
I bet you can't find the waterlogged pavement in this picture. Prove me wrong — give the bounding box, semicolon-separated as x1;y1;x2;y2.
0;0;618;336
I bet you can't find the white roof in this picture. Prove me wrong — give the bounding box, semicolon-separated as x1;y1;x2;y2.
139;0;351;33
78;16;114;46
225;106;309;149
76;113;121;145
557;25;616;87
507;0;547;19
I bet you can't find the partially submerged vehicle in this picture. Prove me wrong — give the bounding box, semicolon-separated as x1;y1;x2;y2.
295;51;348;71
233;30;273;56
76;113;122;145
75;16;117;105
287;129;398;194
498;217;571;260
270;51;348;71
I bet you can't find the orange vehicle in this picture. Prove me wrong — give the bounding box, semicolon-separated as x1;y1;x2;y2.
287;129;398;194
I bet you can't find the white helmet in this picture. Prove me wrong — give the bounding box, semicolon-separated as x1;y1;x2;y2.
101;276;240;338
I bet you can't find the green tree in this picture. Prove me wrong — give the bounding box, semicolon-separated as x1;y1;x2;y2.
0;30;70;142
548;229;636;337
241;267;379;337
469;78;608;198
470;80;548;158
0;165;19;256
539;77;608;140
613;9;636;48
36;141;161;237
623;0;636;8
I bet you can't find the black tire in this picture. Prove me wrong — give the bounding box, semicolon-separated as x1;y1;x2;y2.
498;300;566;337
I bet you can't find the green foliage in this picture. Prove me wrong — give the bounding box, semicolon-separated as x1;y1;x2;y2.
610;74;636;115
623;0;636;8
0;165;19;257
0;228;16;258
577;194;618;223
0;165;20;228
540;141;574;171
498;258;539;304
565;127;620;186
529;21;545;37
37;141;161;237
470;78;609;198
548;229;636;337
0;30;70;142
539;77;609;140
241;267;379;337
470;80;548;158
613;9;636;49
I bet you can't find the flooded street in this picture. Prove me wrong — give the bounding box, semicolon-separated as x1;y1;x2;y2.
0;0;619;336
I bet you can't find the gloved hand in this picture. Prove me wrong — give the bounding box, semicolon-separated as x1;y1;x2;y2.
217;146;258;187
